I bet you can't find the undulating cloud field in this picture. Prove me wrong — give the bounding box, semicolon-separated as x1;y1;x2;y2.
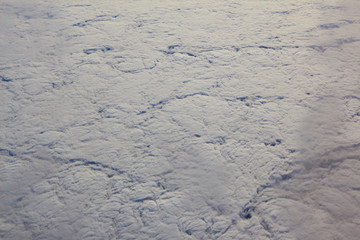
1;0;359;239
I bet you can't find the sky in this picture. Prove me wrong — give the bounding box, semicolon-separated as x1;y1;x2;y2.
1;0;360;239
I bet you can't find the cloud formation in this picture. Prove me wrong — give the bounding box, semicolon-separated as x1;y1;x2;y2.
1;0;359;239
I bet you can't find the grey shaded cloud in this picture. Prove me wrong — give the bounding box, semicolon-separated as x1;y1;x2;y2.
1;0;359;239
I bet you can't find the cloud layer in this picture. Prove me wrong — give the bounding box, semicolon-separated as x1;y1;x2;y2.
1;0;359;239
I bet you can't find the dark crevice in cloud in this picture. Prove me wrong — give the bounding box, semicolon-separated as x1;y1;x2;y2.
1;75;12;82
149;91;210;109
83;46;113;55
72;15;120;27
0;148;16;157
68;158;126;177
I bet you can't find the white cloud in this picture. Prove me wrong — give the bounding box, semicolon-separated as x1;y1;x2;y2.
1;0;359;239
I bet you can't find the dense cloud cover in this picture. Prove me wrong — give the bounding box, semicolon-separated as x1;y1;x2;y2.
1;0;359;239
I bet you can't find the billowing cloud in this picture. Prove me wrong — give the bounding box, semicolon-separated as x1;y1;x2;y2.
1;0;359;239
